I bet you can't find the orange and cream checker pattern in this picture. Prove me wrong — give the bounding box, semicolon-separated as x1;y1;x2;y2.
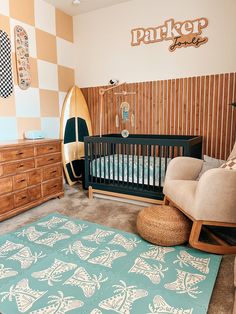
0;0;75;140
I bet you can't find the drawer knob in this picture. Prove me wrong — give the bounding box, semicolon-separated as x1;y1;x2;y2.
21;196;27;200
49;147;54;150
53;184;58;188
49;158;54;161
19;179;26;183
51;170;57;174
16;152;24;155
18;164;24;168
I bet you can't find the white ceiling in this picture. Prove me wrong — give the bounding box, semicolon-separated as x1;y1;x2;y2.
44;0;131;15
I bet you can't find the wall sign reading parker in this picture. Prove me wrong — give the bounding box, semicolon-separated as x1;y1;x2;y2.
131;18;208;52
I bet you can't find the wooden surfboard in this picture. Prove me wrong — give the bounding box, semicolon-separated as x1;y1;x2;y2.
60;86;92;186
14;25;31;90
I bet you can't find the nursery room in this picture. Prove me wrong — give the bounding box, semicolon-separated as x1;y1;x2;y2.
0;0;235;313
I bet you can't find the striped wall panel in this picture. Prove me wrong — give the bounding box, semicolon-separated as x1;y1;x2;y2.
81;73;236;160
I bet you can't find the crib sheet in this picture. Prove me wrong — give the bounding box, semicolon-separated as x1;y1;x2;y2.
90;154;171;186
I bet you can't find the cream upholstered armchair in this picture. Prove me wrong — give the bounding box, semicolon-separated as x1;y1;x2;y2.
163;143;236;254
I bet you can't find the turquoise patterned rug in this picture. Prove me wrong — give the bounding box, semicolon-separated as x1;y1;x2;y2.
0;213;221;314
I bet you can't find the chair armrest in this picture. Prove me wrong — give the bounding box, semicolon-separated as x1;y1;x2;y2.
194;168;236;222
165;157;203;181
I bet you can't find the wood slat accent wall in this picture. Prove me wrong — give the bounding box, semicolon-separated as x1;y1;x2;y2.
82;73;236;160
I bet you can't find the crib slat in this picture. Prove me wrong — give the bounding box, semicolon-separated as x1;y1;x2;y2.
117;145;120;185
132;144;134;188
171;146;174;159
122;143;125;186
147;145;151;189
159;145;162;188
177;146;180;156
165;146;168;174
137;145;140;189
103;143;106;181
142;145;145;189
99;143;102;183
153;145;156;190
127;144;130;187
108;143;111;184
90;142;93;183
113;143;115;183
94;143;98;183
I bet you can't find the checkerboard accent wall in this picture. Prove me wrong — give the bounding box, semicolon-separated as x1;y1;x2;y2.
0;0;75;140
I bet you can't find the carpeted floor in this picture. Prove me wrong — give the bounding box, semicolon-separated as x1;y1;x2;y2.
0;184;234;314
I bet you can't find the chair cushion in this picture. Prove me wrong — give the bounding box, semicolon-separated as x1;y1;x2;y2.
220;156;236;170
163;180;198;218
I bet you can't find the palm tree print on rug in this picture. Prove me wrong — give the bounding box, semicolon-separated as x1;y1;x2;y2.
0;213;221;313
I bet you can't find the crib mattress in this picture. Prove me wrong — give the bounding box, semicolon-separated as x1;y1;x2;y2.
90;154;171;186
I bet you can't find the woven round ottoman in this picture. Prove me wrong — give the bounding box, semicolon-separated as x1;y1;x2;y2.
137;205;191;246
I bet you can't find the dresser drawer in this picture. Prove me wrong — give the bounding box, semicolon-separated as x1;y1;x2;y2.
0;147;34;162
0;195;14;214
36;142;61;156
14;190;29;207
28;169;42;186
42;164;62;181
36;153;61;167
42;178;63;197
13;173;28;190
28;185;41;202
14;185;41;208
0;177;13;195
2;159;35;176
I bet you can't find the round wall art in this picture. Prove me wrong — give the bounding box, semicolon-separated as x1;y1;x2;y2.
0;30;14;98
14;25;31;90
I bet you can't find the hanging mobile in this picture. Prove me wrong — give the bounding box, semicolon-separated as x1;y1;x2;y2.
120;102;130;122
131;113;135;128
115;114;119;128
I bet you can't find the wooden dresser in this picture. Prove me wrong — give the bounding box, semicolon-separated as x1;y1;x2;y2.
0;139;64;222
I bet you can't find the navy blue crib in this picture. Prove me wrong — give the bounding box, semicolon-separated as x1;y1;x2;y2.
84;134;202;202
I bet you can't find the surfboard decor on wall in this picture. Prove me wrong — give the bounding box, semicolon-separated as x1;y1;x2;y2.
14;25;31;90
0;30;14;98
60;86;92;186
